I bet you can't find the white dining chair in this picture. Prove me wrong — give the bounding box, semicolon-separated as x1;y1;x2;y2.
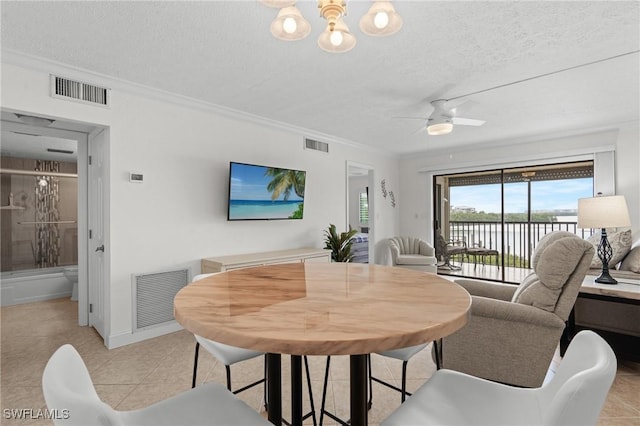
381;330;616;426
42;344;271;426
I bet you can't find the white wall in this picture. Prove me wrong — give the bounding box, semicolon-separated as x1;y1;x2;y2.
614;124;640;227
1;58;400;347
398;126;640;244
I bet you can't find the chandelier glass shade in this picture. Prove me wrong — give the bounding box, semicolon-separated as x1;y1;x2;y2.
260;0;296;7
270;6;311;41
260;0;402;53
359;1;403;36
318;18;356;53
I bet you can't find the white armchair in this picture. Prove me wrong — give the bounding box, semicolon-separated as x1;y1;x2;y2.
388;236;437;273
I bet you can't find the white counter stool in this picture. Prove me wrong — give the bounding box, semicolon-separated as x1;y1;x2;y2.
191;273;267;405
382;330;616;426
319;343;428;426
191;272;317;425
43;344;271;426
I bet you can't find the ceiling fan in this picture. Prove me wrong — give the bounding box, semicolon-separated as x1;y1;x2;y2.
398;99;486;136
427;99;486;135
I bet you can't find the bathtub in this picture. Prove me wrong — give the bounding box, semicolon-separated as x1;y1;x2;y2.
0;267;74;306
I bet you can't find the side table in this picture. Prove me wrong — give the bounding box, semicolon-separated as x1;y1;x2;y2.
561;275;640;355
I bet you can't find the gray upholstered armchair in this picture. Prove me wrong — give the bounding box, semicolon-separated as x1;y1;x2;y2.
438;231;595;388
388;236;438;273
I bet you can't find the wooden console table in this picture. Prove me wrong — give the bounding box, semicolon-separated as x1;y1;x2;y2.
201;247;331;273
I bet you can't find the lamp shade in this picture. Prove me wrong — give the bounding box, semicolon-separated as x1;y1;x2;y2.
318;19;356;53
359;1;403;36
577;195;631;228
270;6;311;41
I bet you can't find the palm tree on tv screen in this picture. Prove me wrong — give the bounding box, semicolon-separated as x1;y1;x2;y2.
265;168;305;200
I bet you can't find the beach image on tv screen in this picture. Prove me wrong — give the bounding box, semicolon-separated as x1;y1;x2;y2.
228;163;306;220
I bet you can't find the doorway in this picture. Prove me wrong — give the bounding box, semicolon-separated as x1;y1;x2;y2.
346;161;375;263
0;111;105;337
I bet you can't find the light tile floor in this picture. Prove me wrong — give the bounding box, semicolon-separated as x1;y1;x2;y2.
1;298;639;425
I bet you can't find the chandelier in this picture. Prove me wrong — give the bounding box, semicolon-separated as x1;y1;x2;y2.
260;0;403;53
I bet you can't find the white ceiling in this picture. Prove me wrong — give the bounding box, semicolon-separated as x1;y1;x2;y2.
1;1;639;156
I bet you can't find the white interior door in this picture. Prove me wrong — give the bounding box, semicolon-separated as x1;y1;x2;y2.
88;129;107;339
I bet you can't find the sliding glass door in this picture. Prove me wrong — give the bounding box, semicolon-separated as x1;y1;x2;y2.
434;161;594;283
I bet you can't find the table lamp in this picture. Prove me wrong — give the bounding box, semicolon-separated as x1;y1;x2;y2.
577;194;631;284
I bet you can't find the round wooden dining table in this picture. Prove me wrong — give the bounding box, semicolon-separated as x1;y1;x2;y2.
174;262;471;426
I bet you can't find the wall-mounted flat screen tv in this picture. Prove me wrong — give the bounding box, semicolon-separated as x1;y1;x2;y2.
228;162;306;220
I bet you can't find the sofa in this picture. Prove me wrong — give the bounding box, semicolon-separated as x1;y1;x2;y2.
577;229;640;337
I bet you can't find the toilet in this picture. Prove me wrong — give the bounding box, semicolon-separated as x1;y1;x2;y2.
63;266;78;301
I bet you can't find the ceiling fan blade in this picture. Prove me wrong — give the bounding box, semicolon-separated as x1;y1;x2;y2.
451;117;486;126
410;125;427;136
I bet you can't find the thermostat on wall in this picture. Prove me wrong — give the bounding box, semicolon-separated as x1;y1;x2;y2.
129;172;144;183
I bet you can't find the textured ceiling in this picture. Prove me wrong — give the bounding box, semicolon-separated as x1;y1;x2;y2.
1;1;639;156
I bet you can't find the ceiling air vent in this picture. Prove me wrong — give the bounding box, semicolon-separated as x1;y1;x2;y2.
304;138;329;154
50;75;110;108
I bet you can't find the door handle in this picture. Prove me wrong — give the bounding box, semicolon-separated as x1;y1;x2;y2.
95;245;105;253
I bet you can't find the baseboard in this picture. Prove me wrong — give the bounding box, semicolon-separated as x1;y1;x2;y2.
106;321;184;349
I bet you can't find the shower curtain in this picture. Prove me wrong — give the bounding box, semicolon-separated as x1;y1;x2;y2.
34;160;60;268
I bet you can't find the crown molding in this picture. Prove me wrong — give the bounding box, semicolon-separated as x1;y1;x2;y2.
403;124;625;162
1;49;395;157
413;128;618;174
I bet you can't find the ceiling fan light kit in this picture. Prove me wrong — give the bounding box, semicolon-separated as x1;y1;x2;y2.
261;0;402;52
427;121;454;136
425;99;485;136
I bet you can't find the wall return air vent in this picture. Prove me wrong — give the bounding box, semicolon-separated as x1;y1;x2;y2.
50;75;110;107
304;138;329;153
132;268;190;332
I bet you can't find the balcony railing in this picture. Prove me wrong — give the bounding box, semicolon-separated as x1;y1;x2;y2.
448;221;594;269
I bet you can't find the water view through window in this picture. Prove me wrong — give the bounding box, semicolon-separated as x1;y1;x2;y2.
435;161;594;282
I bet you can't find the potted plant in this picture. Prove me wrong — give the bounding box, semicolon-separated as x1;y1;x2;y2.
323;224;358;262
